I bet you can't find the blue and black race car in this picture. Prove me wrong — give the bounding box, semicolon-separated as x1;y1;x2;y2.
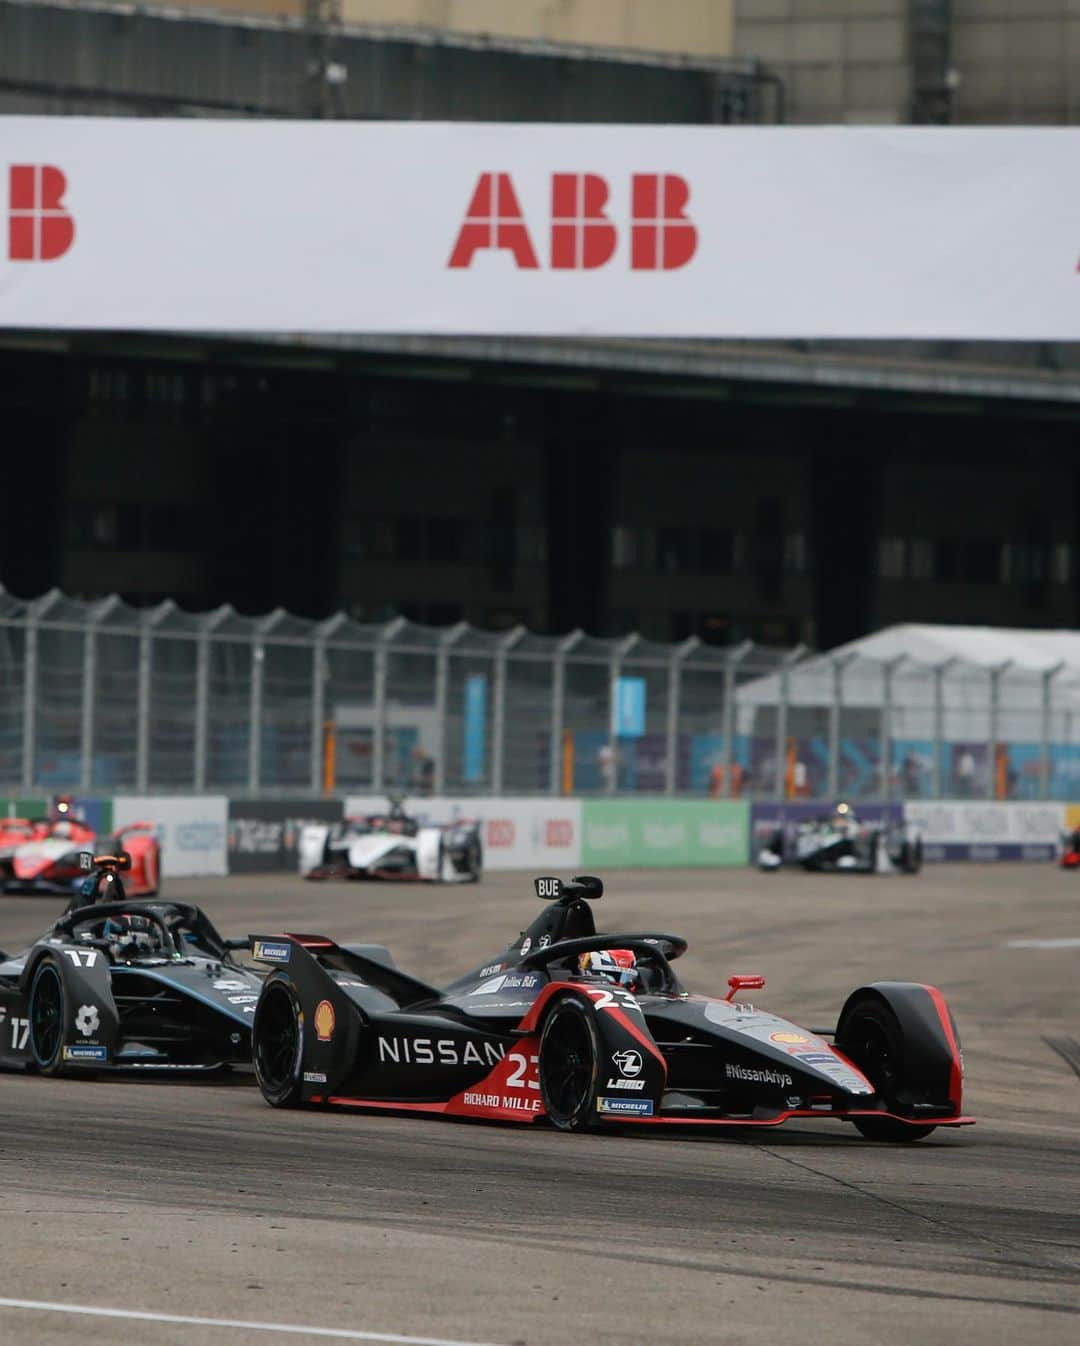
0;854;261;1075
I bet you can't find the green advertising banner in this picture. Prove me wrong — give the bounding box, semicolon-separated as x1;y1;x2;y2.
1;798;48;819
581;799;750;868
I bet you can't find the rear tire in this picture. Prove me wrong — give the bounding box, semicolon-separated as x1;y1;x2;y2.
538;996;600;1131
29;957;68;1077
253;976;305;1107
899;836;923;875
838;994;936;1142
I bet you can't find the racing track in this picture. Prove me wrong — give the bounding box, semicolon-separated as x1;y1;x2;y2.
1;864;1078;1346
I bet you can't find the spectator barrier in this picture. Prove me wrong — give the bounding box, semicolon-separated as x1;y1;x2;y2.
4;796;1075;875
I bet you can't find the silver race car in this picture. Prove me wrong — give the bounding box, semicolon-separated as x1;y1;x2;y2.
299;799;482;884
758;802;922;875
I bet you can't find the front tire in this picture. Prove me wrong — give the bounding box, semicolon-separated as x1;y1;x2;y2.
538;996;601;1131
838;994;935;1142
29;957;68;1076
253;976;305;1107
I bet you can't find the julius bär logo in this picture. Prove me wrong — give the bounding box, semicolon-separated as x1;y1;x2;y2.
448;172;697;271
8;165;75;261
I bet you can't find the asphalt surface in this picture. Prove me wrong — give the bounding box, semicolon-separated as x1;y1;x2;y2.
1;864;1078;1346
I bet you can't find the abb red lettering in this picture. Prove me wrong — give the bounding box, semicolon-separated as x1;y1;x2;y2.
8;165;75;262
448;173;539;270
550;173;617;270
486;819;516;848
630;174;697;271
449;171;697;272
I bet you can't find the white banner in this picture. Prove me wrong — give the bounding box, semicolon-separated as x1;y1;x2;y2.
2;119;1080;339
113;796;229;878
903;801;1064;861
344;796;582;871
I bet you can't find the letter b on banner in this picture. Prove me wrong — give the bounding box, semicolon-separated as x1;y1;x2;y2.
631;174;697;271
550;174;617;270
9;165;75;262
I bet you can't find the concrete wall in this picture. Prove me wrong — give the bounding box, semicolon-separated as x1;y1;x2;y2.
951;1;1080;125
349;1;735;55
733;1;1080;126
95;0;735;56
733;0;909;123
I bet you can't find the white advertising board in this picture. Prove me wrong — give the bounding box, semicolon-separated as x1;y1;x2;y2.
113;795;229;878
903;801;1064;862
3;120;1080;338
344;796;582;871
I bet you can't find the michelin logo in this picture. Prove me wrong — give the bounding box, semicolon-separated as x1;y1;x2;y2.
597;1097;654;1116
725;1063;793;1088
253;941;291;964
63;1045;107;1062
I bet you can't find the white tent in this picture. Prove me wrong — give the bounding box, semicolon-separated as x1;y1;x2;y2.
736;624;1080;798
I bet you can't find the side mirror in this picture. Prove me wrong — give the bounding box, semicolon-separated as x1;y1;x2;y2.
724;973;765;1002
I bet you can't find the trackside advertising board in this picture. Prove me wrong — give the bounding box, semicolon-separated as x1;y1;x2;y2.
228;799;344;873
581;800;749;868
901;801;1062;862
112;796;228;877
5;121;1080;339
344;796;582;871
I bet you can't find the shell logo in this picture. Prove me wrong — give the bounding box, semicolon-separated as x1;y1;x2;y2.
314;1000;336;1042
770;1032;809;1045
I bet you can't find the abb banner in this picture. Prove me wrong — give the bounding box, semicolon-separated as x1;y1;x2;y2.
4;118;1080;337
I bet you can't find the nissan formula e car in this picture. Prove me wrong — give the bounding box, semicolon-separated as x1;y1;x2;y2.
0;853;259;1075
758;804;922;875
250;874;969;1140
0;806;160;897
299;800;481;884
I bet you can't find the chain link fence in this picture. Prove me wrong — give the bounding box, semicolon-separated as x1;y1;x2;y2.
4;587;1080;800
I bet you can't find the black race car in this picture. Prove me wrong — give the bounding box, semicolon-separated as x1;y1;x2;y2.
0;853;261;1075
250;874;970;1140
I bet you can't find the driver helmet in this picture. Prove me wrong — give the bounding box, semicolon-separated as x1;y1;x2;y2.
578;948;638;990
103;913;162;960
832;800;856;828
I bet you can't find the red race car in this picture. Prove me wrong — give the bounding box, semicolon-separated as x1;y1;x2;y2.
0;798;160;897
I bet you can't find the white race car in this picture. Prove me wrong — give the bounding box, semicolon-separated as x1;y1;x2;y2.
299;801;482;884
757;803;922;875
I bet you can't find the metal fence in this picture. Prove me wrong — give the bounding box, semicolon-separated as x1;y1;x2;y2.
0;588;793;798
7;587;1080;801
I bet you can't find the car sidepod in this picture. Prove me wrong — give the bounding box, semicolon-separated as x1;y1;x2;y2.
20;940;118;1069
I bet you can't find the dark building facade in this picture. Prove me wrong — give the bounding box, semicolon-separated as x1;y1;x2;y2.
4;335;1080;650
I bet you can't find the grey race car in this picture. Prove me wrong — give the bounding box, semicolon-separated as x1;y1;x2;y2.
0;853;261;1075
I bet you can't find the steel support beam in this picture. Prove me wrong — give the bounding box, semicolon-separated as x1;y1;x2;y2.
550;630;583;796
373;617;406;794
608;634;640;795
492;626;526;795
665;637;698;796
